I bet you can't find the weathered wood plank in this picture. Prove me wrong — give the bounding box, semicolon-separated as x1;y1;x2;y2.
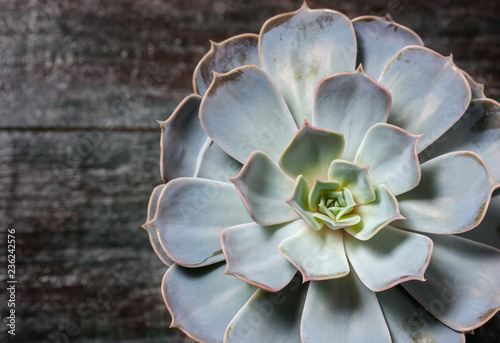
0;130;179;342
0;0;498;129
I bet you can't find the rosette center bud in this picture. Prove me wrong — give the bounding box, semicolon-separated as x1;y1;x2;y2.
315;186;360;228
287;171;363;232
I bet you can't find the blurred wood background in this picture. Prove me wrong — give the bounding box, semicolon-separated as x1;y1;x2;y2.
0;0;498;342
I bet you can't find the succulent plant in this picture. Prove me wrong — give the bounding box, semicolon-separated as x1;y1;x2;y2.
143;4;500;342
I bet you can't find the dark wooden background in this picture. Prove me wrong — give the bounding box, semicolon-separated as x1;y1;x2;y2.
0;0;498;342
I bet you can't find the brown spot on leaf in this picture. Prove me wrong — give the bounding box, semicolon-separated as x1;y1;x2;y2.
210;69;244;94
291;49;304;81
402;310;439;343
387;23;399;32
200;53;217;89
261;13;294;35
476;310;496;324
197;35;258;94
474;201;488;224
225;322;234;336
315;13;334;30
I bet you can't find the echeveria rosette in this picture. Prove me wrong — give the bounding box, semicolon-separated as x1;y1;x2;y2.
143;4;500;343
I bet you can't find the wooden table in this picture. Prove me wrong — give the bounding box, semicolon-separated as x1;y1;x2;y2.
1;0;498;342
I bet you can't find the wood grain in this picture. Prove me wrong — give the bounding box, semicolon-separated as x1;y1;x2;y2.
1;0;498;342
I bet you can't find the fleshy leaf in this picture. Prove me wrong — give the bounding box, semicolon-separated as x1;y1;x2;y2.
352;15;423;79
328;160;376;204
344;185;403;241
160;94;206;182
344;225;432;292
259;4;356;124
459;190;500;250
279;121;344;182
231;151;298;226
221;220;302;292
225;274;307;343
312;67;391;160
379;46;471;152
286;175;323;231
301;272;391;343
403;234;500;331
462;70;486;99
279;226;349;281
152;178;251;267
194;138;242;183
395;151;499;234
193;33;260;96
354;123;421;195
163;263;257;343
377;286;465;343
142;184;173;266
420;98;500;182
200;65;298;164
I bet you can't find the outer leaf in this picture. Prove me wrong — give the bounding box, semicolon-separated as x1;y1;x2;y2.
312;67;391;161
377;286;465;343
378;46;471;152
193;33;260;96
231;152;298;226
279;226;349;281
160;94;206;182
344;226;432;292
195;138;242;183
459;189;500;250
354;123;421;195
344;185;403;241
224;274;307;343
200;65;298;164
145;184;164;223
403;234;500;331
462;70;486;99
221;221;302;292
279;121;344;183
420;98;500;182
301;272;391;343
142;184;173;266
163;263;257;343
395;151;499;234
259;3;356;124
352;15;424;79
152;177;251;267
